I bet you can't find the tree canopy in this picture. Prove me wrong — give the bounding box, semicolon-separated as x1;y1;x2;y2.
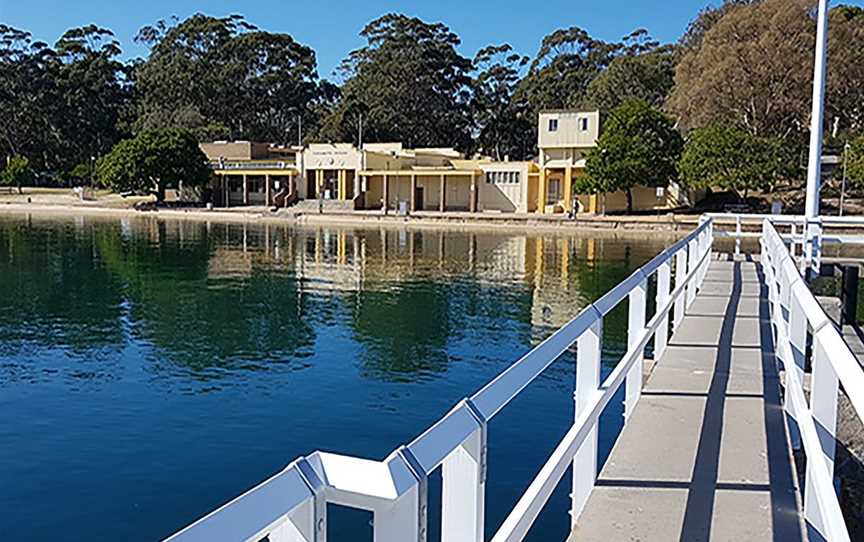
3;5;864;199
318;14;474;150
133;14;321;143
580;100;683;212
678;123;796;199
95;129;210;201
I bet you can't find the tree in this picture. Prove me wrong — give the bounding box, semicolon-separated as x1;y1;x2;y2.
319;14;473;150
1;155;34;193
579;100;683;213
133;14;320;143
678;122;796;200
848;136;864;188
584;45;675;112
95;129;210;202
515;27;617;113
827;6;864;138
667;0;814;140
470;44;532;160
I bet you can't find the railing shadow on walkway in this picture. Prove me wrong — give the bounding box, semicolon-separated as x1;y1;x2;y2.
592;258;804;542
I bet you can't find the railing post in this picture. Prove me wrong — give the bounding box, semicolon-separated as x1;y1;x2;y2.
572;313;602;525
372;453;426;542
655;260;672;360
805;335;839;534
674;247;688;331
441;401;486;542
686;237;698;308
786;292;808;452
625;276;647;421
735;215;742;256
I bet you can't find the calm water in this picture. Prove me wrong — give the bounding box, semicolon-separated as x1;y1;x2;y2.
0;213;673;541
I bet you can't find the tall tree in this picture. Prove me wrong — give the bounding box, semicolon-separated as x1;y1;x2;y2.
667;0;814;140
584;31;675;112
319;14;473;150
515;27;617;114
0;26;59;172
470;44;532;160
133;14;320;143
827;6;864;138
579;100;683;213
53;25;130;173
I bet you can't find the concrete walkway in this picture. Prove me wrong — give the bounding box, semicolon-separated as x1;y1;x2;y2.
569;258;806;541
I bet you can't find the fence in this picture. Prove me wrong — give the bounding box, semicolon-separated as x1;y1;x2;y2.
164;221;715;542
761;219;864;542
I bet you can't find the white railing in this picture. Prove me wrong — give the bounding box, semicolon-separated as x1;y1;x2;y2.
164;220;715;542
762;219;864;542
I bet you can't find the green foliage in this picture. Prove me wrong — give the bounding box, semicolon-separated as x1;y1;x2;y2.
678;123;796;198
133;14;320;143
2;155;35;190
470;44;532;160
583;46;675;112
318;14;473;150
95;129;210;201
0;24;129;176
580;100;683;213
848;136;864;188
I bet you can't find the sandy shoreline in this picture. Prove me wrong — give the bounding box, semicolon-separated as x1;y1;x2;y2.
0;199;705;236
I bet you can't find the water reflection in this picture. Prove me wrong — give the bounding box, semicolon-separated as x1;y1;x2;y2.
0;214;670;386
0;213;678;542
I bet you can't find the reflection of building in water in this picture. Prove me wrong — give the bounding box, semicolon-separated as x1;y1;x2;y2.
198;223;653;334
526;236;600;330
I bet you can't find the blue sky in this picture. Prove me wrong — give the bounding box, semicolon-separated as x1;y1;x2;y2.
3;0;863;80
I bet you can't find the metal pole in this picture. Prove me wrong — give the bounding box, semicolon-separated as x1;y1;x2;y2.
804;0;829;273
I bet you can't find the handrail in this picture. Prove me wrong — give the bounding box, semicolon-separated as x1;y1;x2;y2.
165;219;715;542
762;219;864;542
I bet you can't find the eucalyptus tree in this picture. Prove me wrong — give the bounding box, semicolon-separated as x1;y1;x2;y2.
583;31;676;112
470;44;532;160
133;14;320;143
514;26;618;114
0;25;58;172
320;14;474;150
668;0;815;140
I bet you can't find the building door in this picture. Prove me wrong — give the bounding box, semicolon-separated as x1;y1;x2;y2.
415;186;424;211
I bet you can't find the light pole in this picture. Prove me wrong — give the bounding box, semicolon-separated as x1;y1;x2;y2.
803;0;830;274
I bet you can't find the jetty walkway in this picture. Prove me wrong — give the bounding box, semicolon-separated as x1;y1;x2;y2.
570;257;804;541
165;215;864;542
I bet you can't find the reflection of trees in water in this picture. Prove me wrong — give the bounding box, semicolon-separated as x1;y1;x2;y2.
343;228;538;382
0;217;126;358
94;220;317;377
0;214;672;386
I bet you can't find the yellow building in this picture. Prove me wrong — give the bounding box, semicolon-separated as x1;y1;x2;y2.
200;110;701;214
201;141;300;207
536;109;704;215
536;110;600;214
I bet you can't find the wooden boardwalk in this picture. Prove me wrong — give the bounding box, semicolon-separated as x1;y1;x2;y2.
569;258;806;541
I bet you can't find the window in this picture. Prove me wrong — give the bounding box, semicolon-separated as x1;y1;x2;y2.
547;179;561;204
548;118;558;132
487;171;521;185
580;117;589;131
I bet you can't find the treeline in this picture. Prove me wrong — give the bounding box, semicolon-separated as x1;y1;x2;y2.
2;0;864;193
